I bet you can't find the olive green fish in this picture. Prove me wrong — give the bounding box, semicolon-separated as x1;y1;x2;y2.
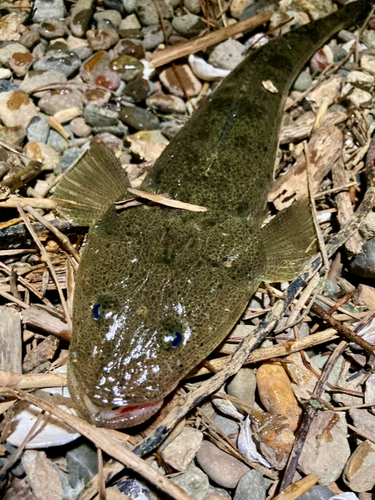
53;0;371;428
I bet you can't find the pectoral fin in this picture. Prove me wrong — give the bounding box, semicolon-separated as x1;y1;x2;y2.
261;198;317;282
52;145;130;226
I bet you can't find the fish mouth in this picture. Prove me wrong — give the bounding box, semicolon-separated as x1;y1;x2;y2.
82;395;164;429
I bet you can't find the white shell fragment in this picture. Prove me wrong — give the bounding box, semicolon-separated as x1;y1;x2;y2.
262;80;278;93
212;392;244;421
237;417;271;468
188;54;230;81
7;386;80;449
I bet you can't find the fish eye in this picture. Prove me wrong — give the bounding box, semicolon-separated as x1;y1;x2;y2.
159;327;183;351
92;304;101;321
172;331;183;348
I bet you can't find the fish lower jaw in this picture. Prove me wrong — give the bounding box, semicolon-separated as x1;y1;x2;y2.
83;394;164;429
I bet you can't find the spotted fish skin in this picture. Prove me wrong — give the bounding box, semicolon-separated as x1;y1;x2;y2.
54;0;371;428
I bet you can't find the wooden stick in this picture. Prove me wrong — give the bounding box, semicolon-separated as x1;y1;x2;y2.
149;11;272;68
0;370;67;391
272;474;319;500
0;198;57;209
126;188;207;212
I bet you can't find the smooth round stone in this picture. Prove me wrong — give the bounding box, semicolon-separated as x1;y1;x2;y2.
172;14;205;38
110;54;144;81
333;47;347;63
120;104;159;130
171;464;210;500
104;0;125;13
27;115;50;144
32;0;65;22
351;238;375;279
92;121;129;137
208;39;245;70
38;18;67;39
135;0;172;25
33;51;81;77
119;14;142;31
72;45;93;60
184;0;200;14
227;368;256;407
213;415;239;438
90;132;123;155
9;52;33;77
71;117;92;138
160;64;202;97
0;90;38;128
47;128;69;152
66;443;98;489
298;485;334;500
0;79;18;92
0;68;11;78
293;69;313;91
364;29;375;49
234;471;266;500
19;28;41;49
83;88;111;106
0;41;29;66
84;104;120;127
38;88;83;115
19;70;67;95
146;92;186;113
0;125;26;147
55;147;82;174
46;40;69;56
94;9;122;28
32;41;47;62
142;22;172;50
113;38;145;59
87;28;119;50
123;78;151;102
70;0;95;38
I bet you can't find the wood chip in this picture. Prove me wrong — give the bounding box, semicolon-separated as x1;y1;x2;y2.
127;188;207;212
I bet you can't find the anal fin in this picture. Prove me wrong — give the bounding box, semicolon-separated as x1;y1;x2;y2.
52;145;130;226
261;198;317;282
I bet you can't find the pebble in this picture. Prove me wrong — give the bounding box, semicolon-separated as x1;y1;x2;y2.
87;28;119;50
55;147;83;174
361;54;375;74
230;0;253;19
113;38;145;59
351;238;375;278
94;9;122;28
80;50;121;90
120;14;142;31
38;88;83;115
196;440;250;489
208;39;246;70
355;284;375;310
338;29;356;43
350;408;375;437
38;18;67;39
92;121;129;137
27;115;50;144
293;69;313;91
47;129;69;152
171;464;210;500
184;0;201;14
234;471;266;500
32;0;65;22
226;368;256;407
161;427;203;472
91;132;123;154
146;92;186;113
110;54;144;81
348;88;373;108
298;411;350;486
117;478;150;500
22;450;63;500
32;41;47;62
0;90;38;128
0;68;11;78
160;64;202;97
70;0;95;38
19;28;41;50
0;124;27;147
188;53;230;81
123;78;152;103
298;485;335;500
256;362;302;432
84;103;120;127
120;104;160;130
347;70;374;89
249;410;294;470
213;414;239;438
172;14;205;38
144;25;170;50
19;69;67;96
363;29;375;49
308;74;343;106
135;0;161;25
66;443;98;489
9;52;33;77
83;88;111;106
25;141;61;171
33;51;81;78
344;440;375;492
123;0;137;13
0;41;29;65
310;353;344;387
71;117;92;137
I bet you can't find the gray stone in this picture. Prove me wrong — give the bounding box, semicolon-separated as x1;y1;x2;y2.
196;440;250;489
32;0;65;22
19;70;67;96
94;9;122;28
38;89;83;115
359;212;375;241
213;415;239;438
27;115;50;144
120;105;160;130
364;29;375;49
161;427;203;472
92;121;129;137
350;408;375;437
208;39;246;70
72;46;93;60
22;450;63;500
298;411;350;486
84;104;120;128
33;52;81;78
142;22;172;50
0;41;29;66
184;0;201;14
123;0;137;13
337;29;355;43
135;0;172;25
66;443;98;489
32;41;47;62
70;0;95;38
171;464;210;500
343;440;375;492
146;93;185;114
38;18;67;39
226;368;256;407
55;148;82;175
310;354;344;388
347;70;374;89
361;54;375;75
351;238;375;279
293;69;313;91
47;129;69;153
234;471;266;500
118;478;150;500
71;117;92;138
120;13;142;30
172;14;205;38
298;485;334;500
333;47;347;63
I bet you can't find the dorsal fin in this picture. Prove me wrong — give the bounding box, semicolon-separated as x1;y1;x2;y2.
52;145;130;226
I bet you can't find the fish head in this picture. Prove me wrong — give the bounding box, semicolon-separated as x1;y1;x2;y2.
68;207;263;428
